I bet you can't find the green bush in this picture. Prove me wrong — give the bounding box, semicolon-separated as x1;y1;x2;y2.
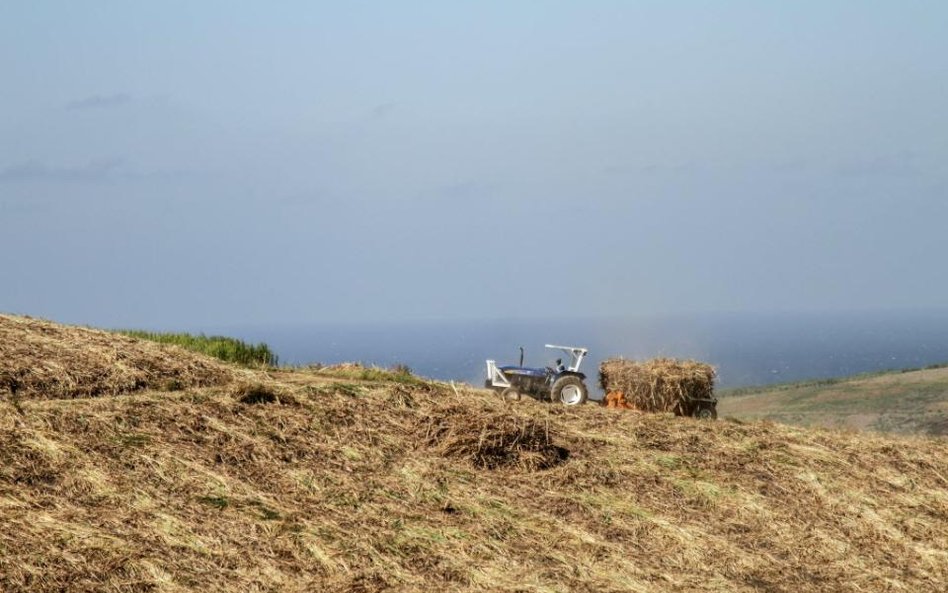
117;330;278;367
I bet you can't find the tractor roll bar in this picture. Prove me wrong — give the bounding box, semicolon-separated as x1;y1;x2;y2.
544;344;588;373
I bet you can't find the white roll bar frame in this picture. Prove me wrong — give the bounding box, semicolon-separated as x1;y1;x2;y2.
544;344;588;373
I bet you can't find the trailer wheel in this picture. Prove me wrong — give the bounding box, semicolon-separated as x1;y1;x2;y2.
551;376;588;406
693;404;717;420
501;387;521;402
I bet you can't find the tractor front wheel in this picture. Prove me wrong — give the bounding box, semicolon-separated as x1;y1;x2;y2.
501;387;521;402
551;376;588;406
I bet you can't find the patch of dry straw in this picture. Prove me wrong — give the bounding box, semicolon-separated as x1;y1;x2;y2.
418;403;568;471
1;316;947;593
0;314;238;399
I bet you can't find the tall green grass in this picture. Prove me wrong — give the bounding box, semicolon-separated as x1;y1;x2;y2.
118;330;278;367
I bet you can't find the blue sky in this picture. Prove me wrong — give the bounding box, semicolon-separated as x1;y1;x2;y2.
1;2;946;327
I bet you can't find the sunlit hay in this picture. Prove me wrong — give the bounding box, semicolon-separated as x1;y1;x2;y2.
599;358;716;415
321;362;366;373
418;405;569;471
384;384;417;408
0;314;239;400
309;362;428;387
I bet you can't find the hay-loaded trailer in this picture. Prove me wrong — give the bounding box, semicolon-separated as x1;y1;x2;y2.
600;358;718;419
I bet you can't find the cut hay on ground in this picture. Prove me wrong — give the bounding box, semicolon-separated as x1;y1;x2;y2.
0;314;239;399
599;357;716;415
2;315;947;592
419;404;568;471
2;375;946;593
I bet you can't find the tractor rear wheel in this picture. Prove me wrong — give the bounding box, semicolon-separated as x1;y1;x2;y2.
551;376;588;406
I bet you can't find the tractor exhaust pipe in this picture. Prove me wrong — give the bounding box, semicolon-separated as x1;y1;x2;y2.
519;346;524;368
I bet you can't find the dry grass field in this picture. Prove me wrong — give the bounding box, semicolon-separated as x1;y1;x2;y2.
1;314;946;592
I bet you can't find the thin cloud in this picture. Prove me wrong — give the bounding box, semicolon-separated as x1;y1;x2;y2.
0;158;124;183
437;181;486;200
370;102;396;119
65;93;132;111
835;152;918;178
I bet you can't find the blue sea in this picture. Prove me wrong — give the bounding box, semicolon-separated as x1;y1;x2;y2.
201;311;948;398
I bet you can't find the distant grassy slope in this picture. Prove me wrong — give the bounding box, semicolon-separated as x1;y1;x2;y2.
719;366;948;435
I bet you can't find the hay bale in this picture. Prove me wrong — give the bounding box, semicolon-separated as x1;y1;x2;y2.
599;358;715;415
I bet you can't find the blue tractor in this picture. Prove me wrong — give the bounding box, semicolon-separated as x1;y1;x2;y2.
485;344;590;406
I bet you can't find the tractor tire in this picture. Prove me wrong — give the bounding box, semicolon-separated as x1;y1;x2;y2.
501;387;521;402
693;404;718;420
551;376;588;406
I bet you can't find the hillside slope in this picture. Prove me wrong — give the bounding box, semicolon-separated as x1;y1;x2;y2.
1;315;947;592
0;314;240;399
719;366;948;436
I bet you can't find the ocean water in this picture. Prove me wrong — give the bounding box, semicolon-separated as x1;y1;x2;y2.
203;310;948;398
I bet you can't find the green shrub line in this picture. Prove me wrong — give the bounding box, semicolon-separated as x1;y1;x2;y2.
117;330;278;367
